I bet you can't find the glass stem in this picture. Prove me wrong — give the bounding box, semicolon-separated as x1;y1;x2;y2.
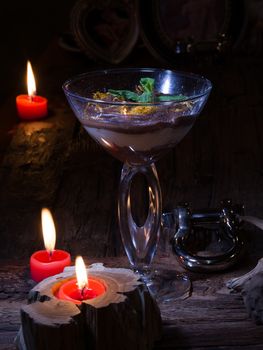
118;163;162;275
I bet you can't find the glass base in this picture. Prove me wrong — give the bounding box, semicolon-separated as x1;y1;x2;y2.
142;269;191;305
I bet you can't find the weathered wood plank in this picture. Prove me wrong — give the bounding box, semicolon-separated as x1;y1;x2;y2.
0;257;263;349
157;322;263;348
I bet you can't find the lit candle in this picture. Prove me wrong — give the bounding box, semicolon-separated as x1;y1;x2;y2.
56;256;106;304
16;61;48;120
30;208;71;282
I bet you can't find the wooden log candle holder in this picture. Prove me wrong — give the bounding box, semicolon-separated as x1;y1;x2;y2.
15;263;162;350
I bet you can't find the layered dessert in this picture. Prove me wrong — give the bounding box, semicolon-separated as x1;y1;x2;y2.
80;77;198;165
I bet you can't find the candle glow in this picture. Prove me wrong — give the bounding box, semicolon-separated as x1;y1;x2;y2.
16;60;48;120
27;61;36;97
30;208;71;282
41;208;56;255
75;256;88;290
56;256;106;304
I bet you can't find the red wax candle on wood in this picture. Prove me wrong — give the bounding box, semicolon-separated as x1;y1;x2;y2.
30;250;71;283
56;278;106;305
16;61;48;120
30;208;71;282
56;256;106;304
16;95;48;120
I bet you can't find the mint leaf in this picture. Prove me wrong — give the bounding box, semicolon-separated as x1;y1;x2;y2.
108;89;139;101
157;94;187;102
108;89;153;103
108;78;187;103
108;78;155;102
137;92;152;103
139;77;154;93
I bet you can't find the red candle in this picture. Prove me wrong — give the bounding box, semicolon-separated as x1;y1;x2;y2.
30;208;71;282
56;256;106;304
16;61;48;120
56;278;106;305
16;95;47;120
30;250;71;283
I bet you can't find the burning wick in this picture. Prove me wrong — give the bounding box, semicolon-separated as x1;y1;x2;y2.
75;256;88;295
16;60;48;120
56;256;105;304
29;208;71;282
81;286;86;299
41;208;56;258
27;61;36;103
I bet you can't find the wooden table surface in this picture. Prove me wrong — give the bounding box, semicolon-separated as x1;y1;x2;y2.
1;38;263;349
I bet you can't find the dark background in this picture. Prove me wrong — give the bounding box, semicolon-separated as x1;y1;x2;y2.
1;0;263;105
0;0;75;104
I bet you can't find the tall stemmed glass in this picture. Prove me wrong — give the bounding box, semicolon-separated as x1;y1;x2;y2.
63;68;212;301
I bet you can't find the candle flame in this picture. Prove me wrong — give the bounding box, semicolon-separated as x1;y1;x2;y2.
41;208;56;254
75;256;88;290
27;61;36;97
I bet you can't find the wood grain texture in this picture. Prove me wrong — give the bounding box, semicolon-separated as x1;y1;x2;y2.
1;258;263;350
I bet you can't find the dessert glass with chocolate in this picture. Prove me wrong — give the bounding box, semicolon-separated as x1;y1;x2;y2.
63;68;212;301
